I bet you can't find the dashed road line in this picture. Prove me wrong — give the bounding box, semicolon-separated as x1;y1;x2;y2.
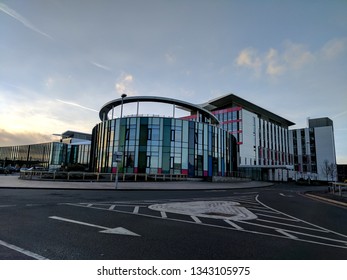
160;211;167;218
133;206;139;214
224;219;244;230
191;216;202;223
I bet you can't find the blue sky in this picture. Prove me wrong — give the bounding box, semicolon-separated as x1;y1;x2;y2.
0;0;346;163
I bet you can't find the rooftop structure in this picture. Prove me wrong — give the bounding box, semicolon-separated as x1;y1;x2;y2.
99;96;220;125
202;93;295;127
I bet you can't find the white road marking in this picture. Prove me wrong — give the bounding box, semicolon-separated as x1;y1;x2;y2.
256;213;299;221
228;199;259;205
63;195;347;250
279;193;294;197
284;229;347;245
109;205;116;210
133;206;139;214
256;218;329;232
276;229;298;239
49;216;140;237
87;204;93;207
160;211;167;218
191;216;202;223
0;239;48;260
148;201;257;221
0;204;16;208
224;219;244;230
66;202;347;250
256;195;347;239
248;208;282;214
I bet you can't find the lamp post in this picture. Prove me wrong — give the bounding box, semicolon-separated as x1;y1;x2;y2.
120;93;127;118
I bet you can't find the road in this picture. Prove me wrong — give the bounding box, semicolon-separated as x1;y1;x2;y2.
0;182;346;260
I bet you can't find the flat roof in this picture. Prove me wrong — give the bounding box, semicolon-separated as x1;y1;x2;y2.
201;93;295;127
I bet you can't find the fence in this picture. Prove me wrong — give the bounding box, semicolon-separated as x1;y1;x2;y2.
328;182;347;196
19;170;188;182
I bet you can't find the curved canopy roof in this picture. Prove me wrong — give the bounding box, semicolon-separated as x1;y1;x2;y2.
99;96;220;125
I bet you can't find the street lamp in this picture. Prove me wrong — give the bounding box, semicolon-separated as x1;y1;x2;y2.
120;93;127;118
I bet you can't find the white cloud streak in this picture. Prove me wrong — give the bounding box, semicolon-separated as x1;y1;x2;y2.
56;99;98;112
331;110;347;119
0;3;53;39
90;61;112;72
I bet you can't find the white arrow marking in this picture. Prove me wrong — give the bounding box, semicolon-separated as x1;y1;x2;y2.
49;216;140;236
279;193;294;197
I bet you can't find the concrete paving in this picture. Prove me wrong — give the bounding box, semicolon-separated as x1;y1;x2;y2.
0;175;273;190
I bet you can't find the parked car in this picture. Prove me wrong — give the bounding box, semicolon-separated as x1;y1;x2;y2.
0;167;7;174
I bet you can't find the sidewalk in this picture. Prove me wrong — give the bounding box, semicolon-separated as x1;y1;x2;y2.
0;175;273;190
305;190;347;207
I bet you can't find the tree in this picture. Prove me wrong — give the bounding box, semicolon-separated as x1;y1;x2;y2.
321;160;337;182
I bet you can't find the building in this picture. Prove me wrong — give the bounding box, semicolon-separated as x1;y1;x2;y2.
337;164;347;182
90;96;237;177
0;131;91;170
289;117;337;181
0;93;338;182
184;94;295;181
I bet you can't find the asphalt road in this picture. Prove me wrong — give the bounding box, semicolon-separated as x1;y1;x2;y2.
0;183;346;260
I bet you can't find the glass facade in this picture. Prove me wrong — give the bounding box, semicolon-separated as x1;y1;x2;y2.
90;116;237;177
0;142;90;170
0;143;52;168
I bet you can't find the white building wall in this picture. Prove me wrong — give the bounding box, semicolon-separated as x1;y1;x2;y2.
315;126;337;181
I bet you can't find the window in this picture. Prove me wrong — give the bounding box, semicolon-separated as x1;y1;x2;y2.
171;129;175;141
146;156;151;168
125;129;130;140
147;128;152;140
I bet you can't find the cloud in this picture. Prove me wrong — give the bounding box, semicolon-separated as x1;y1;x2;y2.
235;48;262;76
56;99;98;112
0;129;54;146
320;38;347;60
265;48;285;76
0;3;53;39
115;73;136;96
235;38;346;77
282;41;315;69
165;51;177;64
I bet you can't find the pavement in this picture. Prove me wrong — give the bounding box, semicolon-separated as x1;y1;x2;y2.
305;189;347;207
0;174;273;190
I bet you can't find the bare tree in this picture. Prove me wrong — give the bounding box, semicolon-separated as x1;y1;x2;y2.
328;163;337;182
321;160;337;182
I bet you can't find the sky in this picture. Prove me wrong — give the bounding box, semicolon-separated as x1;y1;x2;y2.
0;0;346;163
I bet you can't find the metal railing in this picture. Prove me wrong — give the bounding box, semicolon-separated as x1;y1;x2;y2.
19;170;188;182
328;182;347;196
